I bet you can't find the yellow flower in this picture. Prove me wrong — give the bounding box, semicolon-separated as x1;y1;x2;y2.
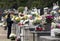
5;15;8;18
35;16;42;20
15;17;20;22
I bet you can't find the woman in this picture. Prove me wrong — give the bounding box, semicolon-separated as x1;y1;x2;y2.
6;14;13;39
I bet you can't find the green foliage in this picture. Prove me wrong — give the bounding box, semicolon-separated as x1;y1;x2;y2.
31;1;40;8
32;14;37;17
0;0;60;9
18;7;24;13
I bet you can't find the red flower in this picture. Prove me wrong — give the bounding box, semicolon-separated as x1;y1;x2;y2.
39;28;43;31
36;27;43;31
36;27;39;30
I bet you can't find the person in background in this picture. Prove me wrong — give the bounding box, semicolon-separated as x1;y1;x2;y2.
6;13;13;39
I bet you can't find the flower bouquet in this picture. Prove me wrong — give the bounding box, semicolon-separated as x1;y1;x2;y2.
32;19;42;25
51;22;57;29
32;16;42;25
36;26;44;31
32;13;40;19
21;15;28;20
46;15;54;23
9;33;16;40
15;17;21;23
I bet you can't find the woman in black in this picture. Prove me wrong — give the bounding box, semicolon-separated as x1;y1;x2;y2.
6;14;13;39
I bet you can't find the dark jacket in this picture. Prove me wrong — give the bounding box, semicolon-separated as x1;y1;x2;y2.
6;17;13;27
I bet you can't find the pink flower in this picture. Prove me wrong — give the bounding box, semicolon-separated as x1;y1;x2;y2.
57;24;60;28
30;16;32;19
18;23;24;27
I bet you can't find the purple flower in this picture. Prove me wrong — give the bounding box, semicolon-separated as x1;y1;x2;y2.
46;15;54;23
46;16;53;19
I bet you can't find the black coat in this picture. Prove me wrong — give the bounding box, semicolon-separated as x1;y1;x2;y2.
6;17;13;27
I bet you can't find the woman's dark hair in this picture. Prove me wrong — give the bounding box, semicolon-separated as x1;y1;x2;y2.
7;14;10;18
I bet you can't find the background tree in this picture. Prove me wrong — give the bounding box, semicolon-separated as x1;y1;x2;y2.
0;0;60;9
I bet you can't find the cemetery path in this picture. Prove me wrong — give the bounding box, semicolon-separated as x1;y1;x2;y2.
0;23;11;41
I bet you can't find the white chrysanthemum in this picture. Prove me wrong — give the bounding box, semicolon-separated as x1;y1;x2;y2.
11;18;14;21
27;15;32;18
51;11;57;14
54;17;59;21
9;33;16;38
51;22;56;28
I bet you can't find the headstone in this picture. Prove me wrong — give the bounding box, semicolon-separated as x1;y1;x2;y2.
44;7;48;14
37;9;40;15
23;7;28;14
